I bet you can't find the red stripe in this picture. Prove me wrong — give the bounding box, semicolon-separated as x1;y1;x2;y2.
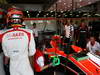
61;63;79;75
89;59;100;67
0;12;3;15
23;17;100;21
2;28;31;46
79;59;100;75
24;17;56;20
68;56;91;74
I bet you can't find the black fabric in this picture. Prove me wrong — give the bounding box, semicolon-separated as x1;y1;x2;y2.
0;43;3;53
35;67;54;75
34;37;38;48
64;38;70;43
77;28;88;48
4;64;10;75
78;29;88;39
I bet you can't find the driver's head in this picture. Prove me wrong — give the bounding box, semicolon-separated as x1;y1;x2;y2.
7;7;23;27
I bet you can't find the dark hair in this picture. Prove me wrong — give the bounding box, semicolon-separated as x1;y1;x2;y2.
33;23;36;26
89;36;96;40
81;19;85;22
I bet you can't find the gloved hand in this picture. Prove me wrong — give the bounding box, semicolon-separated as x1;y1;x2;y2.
52;56;60;67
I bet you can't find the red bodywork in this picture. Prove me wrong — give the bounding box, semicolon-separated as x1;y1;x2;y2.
46;36;100;74
68;54;100;75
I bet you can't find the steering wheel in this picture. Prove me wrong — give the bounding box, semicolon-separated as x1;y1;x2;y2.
52;56;60;66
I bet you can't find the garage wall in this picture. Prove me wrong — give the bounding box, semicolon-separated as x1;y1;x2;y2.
23;20;57;31
23;19;57;41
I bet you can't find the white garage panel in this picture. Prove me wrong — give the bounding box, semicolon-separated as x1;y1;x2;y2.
24;20;57;31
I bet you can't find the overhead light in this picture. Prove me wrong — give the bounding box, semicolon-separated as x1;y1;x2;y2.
51;15;54;17
26;11;29;13
84;14;87;15
37;14;39;15
95;14;100;16
65;15;67;16
58;15;61;17
61;11;63;13
76;15;79;17
39;11;41;13
70;14;72;15
79;11;81;13
28;14;30;17
36;14;39;17
68;10;70;11
79;0;82;2
46;13;49;15
88;15;91;17
79;5;82;7
88;2;91;4
50;11;53;13
64;3;66;5
58;0;62;3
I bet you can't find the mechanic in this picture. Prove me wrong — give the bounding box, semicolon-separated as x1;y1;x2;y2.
86;36;100;56
33;48;54;75
32;23;38;48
